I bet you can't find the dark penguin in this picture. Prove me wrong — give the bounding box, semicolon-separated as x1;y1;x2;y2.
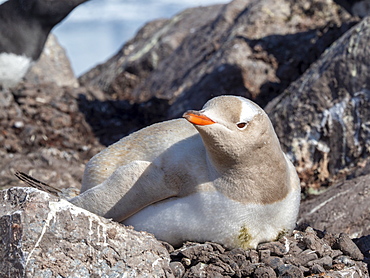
334;0;370;17
0;0;89;88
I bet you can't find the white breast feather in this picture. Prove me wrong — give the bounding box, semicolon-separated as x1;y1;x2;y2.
0;52;32;88
124;188;300;249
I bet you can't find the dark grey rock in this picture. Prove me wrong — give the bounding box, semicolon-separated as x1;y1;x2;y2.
225;248;249;268
262;256;285;270
276;264;304;278
334;233;364;260
307;256;333;269
310;263;325;274
79;5;224;97
298;265;310;275
267;16;370;188
241;263;257;277
253;265;276;278
204;264;229;277
297;249;319;266
258;241;289;256
171;242;215;263
217;254;240;276
300;227;333;257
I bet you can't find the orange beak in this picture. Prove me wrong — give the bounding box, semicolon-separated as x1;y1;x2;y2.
183;111;215;125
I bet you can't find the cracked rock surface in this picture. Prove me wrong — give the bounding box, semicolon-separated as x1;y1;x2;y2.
0;187;173;278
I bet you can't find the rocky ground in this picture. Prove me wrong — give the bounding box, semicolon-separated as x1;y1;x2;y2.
1;187;369;277
1;0;370;276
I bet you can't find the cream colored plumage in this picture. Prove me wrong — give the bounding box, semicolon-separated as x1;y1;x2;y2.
70;95;300;249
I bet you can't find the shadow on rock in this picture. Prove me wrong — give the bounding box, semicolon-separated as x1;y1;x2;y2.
168;64;249;119
77;94;170;146
237;21;358;106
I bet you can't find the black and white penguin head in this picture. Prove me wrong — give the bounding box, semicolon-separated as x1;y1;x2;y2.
17;0;89;26
183;95;281;168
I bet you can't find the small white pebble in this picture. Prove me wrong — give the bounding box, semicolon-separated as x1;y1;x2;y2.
14;121;24;128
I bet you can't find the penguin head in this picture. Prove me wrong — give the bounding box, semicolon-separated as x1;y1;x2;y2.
183;95;281;170
18;0;88;26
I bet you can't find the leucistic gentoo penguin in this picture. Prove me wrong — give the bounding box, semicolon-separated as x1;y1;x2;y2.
70;95;301;249
0;0;88;88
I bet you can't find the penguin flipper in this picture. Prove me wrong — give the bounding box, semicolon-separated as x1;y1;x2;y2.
70;160;179;222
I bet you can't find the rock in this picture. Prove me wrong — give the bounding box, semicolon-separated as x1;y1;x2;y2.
310;263;325;274
253;266;276;278
0;187;173;277
170;261;185;278
249;249;260;264
261;256;285;270
266;16;370;188
334;255;356;267
276;264;304;278
185;262;208;277
334;233;364;260
295;249;318;266
258;241;289;257
0;82;103;191
24;34;79;88
0;34;103;192
300;226;333;257
79;0;357;144
306;256;333;269
259;249;271;261
299;173;370;238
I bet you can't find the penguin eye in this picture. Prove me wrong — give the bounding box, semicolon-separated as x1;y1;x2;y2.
236;122;247;129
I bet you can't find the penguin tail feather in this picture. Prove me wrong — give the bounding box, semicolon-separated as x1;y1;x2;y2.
14;171;62;197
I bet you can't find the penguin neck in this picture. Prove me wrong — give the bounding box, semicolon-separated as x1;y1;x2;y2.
206;140;285;174
205;135;290;204
0;1;50;60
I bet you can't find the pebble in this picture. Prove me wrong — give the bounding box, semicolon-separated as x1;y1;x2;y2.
276;264;304;277
254;265;276;278
334;233;364;260
170;261;185;278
